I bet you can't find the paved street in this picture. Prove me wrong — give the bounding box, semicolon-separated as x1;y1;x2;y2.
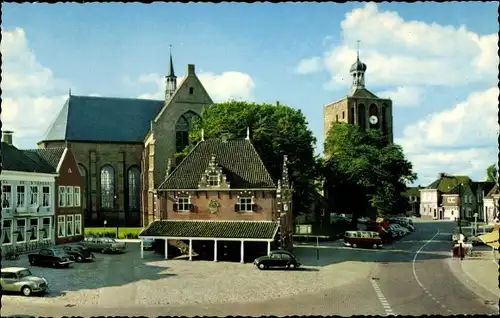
2;220;499;316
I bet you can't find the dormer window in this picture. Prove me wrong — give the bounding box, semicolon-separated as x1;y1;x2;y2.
208;173;220;187
189;87;194;95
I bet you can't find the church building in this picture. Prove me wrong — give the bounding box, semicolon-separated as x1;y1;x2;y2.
323;50;394;150
38;54;213;227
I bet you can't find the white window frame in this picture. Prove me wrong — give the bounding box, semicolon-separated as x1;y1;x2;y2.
15;218;26;244
41;217;51;240
66;215;74;237
42;186;50;207
2;184;13;210
29;185;39;206
74;214;82;235
16;185;26;208
29;218;39;242
176;197;191;212
59;186;66;207
207;174;220;187
66;186;74;207
74;187;81;207
58;215;66;238
238;197;254;212
1;219;13;246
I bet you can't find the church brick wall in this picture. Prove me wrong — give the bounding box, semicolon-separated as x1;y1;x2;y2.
323;98;349;140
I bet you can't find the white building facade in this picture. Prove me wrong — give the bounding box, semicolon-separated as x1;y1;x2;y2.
1;170;57;253
419;189;440;219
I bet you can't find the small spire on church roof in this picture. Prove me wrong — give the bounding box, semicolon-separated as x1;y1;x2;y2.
168;45;176;78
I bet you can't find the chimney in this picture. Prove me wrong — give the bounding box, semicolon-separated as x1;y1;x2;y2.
2;130;13;145
187;64;195;75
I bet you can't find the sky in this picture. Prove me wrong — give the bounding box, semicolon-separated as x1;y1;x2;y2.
2;2;499;186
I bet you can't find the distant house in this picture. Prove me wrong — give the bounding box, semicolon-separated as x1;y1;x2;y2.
23;145;85;245
404;186;422;217
484;184;500;224
471;181;496;221
1;132;58;254
139;136;293;263
419;173;470;220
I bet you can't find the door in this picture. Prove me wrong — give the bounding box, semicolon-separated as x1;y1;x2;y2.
1;272;18;291
280;253;294;267
268;253;282;267
39;249;51;265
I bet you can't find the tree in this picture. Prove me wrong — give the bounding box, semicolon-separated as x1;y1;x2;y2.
486;164;498;183
323;122;417;220
177;101;319;218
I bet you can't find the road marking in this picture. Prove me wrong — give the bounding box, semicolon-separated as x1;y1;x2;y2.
371;279;395;316
412;229;453;314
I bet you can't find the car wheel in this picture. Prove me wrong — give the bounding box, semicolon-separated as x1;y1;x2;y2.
352;244;357;248
288;263;296;270
258;263;266;270
52;262;57;267
101;248;108;254
21;286;32;296
372;244;378;249
76;256;83;262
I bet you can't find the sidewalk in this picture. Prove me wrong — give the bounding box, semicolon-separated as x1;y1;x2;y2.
458;249;500;298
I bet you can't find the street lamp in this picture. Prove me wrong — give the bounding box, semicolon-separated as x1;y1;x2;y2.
457;183;463;235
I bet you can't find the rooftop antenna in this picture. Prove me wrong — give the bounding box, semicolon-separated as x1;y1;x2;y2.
245;127;250;140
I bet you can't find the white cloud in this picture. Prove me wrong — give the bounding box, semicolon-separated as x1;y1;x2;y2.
135;71;255;102
1;27;70;147
396;87;499;185
305;3;498;89
376;86;423;107
295;57;323;74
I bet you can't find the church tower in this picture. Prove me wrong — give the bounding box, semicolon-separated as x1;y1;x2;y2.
165;47;177;100
323;43;393;153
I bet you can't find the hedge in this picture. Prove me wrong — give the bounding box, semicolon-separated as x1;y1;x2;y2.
84;227;143;239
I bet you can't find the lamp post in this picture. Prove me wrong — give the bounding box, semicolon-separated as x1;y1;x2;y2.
458;183;463;235
114;195;119;238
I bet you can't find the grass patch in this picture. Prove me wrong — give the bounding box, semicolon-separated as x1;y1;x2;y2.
84;227;143;239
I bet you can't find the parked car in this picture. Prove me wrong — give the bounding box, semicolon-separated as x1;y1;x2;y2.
28;248;74;268
254;250;301;270
57;245;95;262
142;238;155;251
344;230;383;248
83;236;127;253
389;224;404;237
0;267;48;296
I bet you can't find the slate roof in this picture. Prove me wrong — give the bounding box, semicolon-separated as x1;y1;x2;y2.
426;174;471;193
471;181;496;195
139;220;279;239
348;87;379;99
40;95;164;143
486;184;499;198
23;148;66;172
1;142;54;173
159;138;276;190
404;186;422;197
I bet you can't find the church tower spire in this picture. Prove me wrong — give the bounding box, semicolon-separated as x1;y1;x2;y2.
349;40;367;90
165;45;177;100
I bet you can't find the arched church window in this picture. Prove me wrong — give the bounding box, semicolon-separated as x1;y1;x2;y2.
77;164;88;210
175;111;201;153
382;103;389;135
100;165;115;210
127;166;140;211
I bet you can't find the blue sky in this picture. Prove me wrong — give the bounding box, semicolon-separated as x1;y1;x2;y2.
2;2;498;186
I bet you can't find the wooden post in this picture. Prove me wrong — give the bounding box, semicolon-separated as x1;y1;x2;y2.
267;240;271;255
240;240;244;263
214;240;218;262
164;238;168;260
189;239;193;261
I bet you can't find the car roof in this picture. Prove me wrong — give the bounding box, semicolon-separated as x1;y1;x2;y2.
2;267;28;272
270;249;293;254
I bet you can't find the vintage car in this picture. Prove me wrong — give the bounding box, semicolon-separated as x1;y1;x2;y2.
28;248;74;268
344;231;383;248
1;267;48;296
253;250;301;270
57;245;95;262
83;236;127;253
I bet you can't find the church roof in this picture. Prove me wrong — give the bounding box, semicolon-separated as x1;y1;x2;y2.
347;87;379;99
158;138;276;190
1;142;54;173
40;95;164;143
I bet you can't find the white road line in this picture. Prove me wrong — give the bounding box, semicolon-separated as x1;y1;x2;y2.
412;229;453;314
371;279;395;316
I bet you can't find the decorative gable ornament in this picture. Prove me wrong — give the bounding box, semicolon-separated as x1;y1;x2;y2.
198;155;230;189
208;199;221;214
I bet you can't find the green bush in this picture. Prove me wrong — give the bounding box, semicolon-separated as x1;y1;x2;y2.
84;227;143;239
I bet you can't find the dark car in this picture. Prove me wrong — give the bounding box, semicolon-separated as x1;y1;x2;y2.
253;250;301;270
58;245;95;262
28;248;74;268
